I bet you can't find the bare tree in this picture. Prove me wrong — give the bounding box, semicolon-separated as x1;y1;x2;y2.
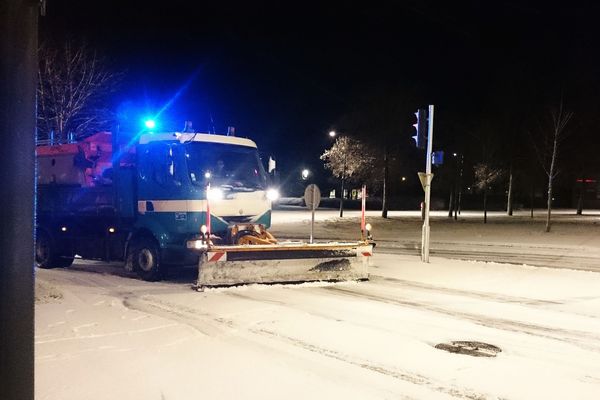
473;162;503;223
532;101;573;232
465;119;502;223
37;40;118;142
320;136;376;217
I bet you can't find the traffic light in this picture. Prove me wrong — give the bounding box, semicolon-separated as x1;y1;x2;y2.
412;108;428;149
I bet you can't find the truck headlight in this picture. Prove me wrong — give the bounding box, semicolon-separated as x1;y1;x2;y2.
266;188;280;201
207;187;224;201
365;223;373;240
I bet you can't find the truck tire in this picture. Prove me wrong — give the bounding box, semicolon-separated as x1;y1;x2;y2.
130;237;163;281
35;230;74;269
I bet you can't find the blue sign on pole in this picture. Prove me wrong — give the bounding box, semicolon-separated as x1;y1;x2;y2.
432;151;444;165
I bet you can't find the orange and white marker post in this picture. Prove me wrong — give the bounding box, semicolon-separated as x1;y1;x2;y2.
361;185;366;240
206;183;211;240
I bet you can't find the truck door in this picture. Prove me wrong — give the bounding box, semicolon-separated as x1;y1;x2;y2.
137;142;184;198
136;142;189;234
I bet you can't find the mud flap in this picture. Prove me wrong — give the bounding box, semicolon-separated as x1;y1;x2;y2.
196;242;372;287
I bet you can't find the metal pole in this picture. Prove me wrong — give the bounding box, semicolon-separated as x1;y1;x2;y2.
447;187;454;218
0;2;38;399
112;124;121;229
339;155;346;218
456;154;464;218
421;105;434;262
310;187;316;244
381;150;388;218
361;185;366;240
206;183;211;238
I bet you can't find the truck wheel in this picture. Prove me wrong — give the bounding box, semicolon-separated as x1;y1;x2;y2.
35;230;74;268
130;237;163;281
54;256;74;268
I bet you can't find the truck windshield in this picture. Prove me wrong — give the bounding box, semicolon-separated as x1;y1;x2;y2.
185;142;267;190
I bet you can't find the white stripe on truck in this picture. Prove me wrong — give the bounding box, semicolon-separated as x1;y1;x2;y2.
138;192;270;217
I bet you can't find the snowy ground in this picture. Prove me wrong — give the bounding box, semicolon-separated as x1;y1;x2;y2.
35;209;600;399
271;208;600;271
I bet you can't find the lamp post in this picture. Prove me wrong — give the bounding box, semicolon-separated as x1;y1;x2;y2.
329;131;347;217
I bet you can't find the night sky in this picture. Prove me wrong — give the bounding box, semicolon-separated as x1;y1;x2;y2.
40;1;600;197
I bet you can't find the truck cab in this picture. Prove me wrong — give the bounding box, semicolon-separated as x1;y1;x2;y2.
36;131;276;281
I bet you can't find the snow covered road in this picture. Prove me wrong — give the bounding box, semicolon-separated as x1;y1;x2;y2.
36;252;600;400
35;210;600;399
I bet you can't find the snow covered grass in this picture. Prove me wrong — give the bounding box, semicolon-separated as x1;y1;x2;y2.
271;208;600;249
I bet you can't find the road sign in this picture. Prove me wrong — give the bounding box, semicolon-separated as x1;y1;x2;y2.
418;172;434;192
304;184;321;211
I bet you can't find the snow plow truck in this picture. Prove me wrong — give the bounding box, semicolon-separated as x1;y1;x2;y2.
35;129;373;286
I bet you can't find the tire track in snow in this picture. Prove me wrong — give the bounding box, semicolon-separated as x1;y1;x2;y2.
226;290;413;340
369;275;561;306
35;323;178;344
324;286;600;353
119;290;488;399
121;294;230;337
226;291;498;399
254;328;489;400
366;276;600;321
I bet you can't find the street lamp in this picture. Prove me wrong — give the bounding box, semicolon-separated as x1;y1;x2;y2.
329;130;336;138
301;169;310;180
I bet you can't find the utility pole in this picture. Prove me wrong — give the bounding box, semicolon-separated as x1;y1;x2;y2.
454;153;464;220
421;105;434;263
447;184;454;218
1;2;39;399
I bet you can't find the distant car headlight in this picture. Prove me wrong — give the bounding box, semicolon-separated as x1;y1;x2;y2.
266;188;280;201
207;187;224;201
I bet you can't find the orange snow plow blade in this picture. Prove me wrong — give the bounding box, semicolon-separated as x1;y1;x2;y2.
189;241;373;288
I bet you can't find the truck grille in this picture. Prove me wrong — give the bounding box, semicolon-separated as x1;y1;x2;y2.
222;215;253;224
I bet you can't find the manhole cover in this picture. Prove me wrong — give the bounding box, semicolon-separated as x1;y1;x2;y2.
435;341;501;357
